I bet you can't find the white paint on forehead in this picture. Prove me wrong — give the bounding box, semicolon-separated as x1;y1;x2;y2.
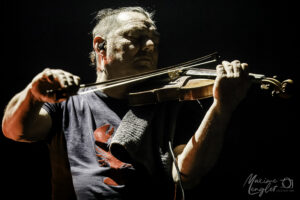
117;11;153;25
107;11;157;38
118;11;146;20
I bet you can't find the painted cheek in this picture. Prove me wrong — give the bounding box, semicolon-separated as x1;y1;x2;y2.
109;42;126;61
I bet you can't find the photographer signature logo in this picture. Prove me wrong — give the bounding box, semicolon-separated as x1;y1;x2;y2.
243;173;294;197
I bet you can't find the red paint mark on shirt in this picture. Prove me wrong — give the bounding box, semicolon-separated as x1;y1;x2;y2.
94;124;114;144
94;124;132;186
103;177;118;186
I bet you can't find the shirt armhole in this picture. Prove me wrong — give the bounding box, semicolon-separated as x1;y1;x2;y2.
42;102;63;142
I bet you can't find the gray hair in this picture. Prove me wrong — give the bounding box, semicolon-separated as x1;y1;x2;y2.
89;6;155;66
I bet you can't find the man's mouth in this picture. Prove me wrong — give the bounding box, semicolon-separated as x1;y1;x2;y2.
134;56;152;63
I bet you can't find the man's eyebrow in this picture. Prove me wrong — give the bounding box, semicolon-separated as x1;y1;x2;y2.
123;27;160;37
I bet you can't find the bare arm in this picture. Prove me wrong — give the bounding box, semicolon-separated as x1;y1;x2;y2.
2;68;80;143
173;60;251;189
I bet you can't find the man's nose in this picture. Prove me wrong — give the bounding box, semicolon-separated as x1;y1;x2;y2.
142;39;155;52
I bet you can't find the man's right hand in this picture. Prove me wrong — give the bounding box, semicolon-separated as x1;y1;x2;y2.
2;68;80;142
30;68;81;103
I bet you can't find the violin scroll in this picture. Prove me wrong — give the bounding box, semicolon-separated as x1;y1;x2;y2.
260;76;294;99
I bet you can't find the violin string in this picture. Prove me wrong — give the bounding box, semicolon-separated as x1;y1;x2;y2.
78;59;218;95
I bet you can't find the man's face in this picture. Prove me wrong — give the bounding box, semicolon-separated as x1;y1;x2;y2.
104;12;159;79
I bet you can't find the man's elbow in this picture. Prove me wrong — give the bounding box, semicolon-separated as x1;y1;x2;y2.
2;127;20;142
173;173;202;190
2;120;32;143
172;167;204;190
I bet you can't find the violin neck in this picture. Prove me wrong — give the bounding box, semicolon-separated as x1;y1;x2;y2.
185;68;266;80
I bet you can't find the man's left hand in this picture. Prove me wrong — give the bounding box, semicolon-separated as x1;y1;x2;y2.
213;60;252;112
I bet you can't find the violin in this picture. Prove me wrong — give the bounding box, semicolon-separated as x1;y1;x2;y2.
49;52;294;106
127;67;293;106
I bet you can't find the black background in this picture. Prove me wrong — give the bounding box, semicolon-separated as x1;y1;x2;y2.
1;0;299;199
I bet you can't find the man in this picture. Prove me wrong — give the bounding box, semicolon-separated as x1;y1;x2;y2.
2;6;251;200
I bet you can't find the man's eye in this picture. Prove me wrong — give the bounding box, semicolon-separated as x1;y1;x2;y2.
128;36;140;42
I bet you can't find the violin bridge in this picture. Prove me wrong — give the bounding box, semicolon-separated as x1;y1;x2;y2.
168;70;182;81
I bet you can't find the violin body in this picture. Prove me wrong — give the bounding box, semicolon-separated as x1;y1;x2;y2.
128;76;215;106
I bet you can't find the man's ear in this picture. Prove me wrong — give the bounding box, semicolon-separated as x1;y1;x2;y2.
93;36;107;72
93;36;106;56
